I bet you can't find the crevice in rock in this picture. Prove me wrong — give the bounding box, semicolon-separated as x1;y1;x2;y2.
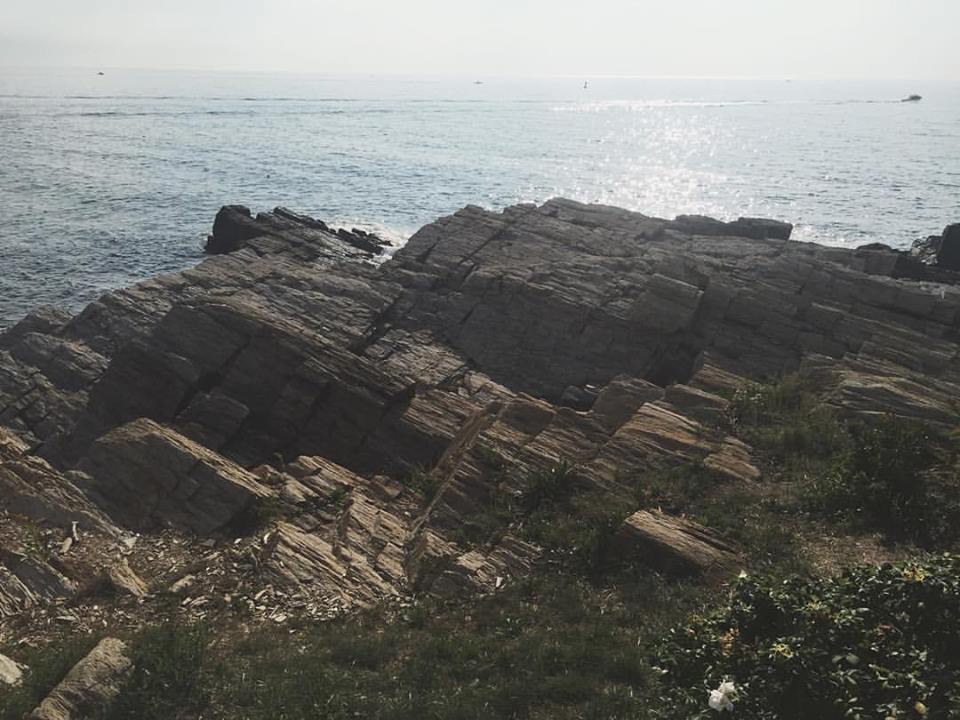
348;294;404;357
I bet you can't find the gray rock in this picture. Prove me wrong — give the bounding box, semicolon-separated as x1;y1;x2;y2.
938;223;960;270
0;199;958;614
910;223;960;271
75;418;271;534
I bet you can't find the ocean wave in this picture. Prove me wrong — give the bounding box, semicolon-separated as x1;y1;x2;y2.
62;109;365;118
70;110;256;117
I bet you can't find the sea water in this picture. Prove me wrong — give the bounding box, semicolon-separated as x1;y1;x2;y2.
1;69;958;327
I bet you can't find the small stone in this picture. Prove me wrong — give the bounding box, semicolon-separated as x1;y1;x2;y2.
103;559;148;599
0;653;25;686
169;574;197;596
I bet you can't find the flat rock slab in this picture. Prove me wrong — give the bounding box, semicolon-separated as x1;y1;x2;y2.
75;417;271;534
0;652;25;686
614;509;741;576
29;637;132;720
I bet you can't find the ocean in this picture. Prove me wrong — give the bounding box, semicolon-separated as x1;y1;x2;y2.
1;68;958;328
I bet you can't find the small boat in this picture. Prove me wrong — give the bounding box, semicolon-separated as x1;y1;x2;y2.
473;80;484;85
583;81;589;90
97;71;105;76
901;94;922;102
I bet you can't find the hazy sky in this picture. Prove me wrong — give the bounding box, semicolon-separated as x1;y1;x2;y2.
1;0;957;80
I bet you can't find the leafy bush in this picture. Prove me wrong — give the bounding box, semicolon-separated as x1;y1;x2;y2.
521;487;635;576
451;459;579;550
728;375;960;548
804;415;959;545
405;465;443;503
653;554;960;719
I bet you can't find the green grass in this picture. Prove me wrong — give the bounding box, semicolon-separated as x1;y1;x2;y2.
66;573;703;720
802;415;960;547
101;624;208;720
726;374;960;549
726;375;850;465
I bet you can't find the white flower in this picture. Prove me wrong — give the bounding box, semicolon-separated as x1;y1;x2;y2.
708;681;736;712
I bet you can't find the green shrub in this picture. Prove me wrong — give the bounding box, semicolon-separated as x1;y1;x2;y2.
521;488;634;576
226;495;287;535
406;465;443;503
632;463;723;515
728;376;959;548
804;415;959;545
449;459;579;550
521;459;578;512
653;554;960;719
844;416;936;526
727;375;819;428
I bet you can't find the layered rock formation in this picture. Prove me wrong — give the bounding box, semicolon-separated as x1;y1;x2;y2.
1;199;958;645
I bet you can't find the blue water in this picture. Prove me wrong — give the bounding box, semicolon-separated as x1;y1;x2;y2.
1;68;958;328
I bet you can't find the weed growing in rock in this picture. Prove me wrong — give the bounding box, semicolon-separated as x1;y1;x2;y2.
405;465;443;503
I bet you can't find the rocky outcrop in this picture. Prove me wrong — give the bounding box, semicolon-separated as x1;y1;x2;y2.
28;638;132;720
0;547;77;620
0;198;957;634
670;214;793;240
912;223;960;271
205;204;391;257
0;426;117;535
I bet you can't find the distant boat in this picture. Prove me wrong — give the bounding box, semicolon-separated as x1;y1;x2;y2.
97;71;105;76
901;94;922;102
583;81;588;90
473;80;484;85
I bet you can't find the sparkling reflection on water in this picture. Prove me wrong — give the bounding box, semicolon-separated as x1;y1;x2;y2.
1;70;958;326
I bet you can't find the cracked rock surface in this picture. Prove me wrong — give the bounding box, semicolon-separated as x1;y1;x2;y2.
0;199;958;644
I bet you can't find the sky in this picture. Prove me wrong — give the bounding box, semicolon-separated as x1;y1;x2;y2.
1;0;957;80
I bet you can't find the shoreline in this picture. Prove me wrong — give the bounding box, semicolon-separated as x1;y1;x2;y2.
2;200;952;333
